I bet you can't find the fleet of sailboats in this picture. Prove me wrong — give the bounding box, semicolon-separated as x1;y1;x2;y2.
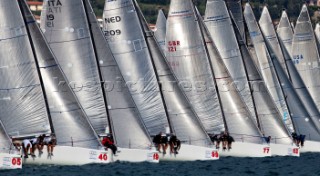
2;0;320;169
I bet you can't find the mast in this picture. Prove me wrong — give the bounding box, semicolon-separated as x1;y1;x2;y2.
192;4;228;132
82;0;113;136
17;0;55;134
132;0;173;133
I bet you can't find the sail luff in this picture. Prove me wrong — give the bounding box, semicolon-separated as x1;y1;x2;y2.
198;7;262;144
204;0;256;122
135;0;212;146
276;10;294;57
292;4;320;112
244;3;294;132
231;13;292;144
24;0;101;148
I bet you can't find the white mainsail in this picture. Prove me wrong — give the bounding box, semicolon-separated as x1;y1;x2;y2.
204;0;256;120
83;0;152;149
154;9;167;53
135;0;211;147
103;0;170;135
244;3;293;131
40;0;109;136
276;10;294;55
231;15;292;145
259;6;289;76
292;5;320;112
22;0;101;148
197;8;262;144
166;0;224;134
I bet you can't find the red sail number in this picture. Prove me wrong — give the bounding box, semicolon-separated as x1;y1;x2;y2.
263;147;270;154
293;148;299;154
211;151;219;158
153;153;159;160
98;154;108;161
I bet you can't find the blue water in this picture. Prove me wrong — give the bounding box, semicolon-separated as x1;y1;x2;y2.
1;153;320;176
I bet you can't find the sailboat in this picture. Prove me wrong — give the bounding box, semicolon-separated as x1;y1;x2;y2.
292;5;320;112
244;3;294;132
154;9;167;53
259;7;289;76
0;0;110;165
276;10;294;55
0;122;22;169
134;0;219;161
83;0;159;163
229;13;299;156
40;0;158;163
263;31;320;152
204;0;256;121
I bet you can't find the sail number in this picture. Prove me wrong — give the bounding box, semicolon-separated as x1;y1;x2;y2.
263;147;270;154
168;41;180;52
104;30;121;37
11;158;21;166
98;153;108;161
292;54;303;65
292;148;299;154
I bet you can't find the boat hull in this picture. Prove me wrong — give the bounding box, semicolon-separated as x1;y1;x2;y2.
300;140;320;153
0;153;22;169
269;143;300;156
218;142;272;157
159;144;219;161
113;148;159;163
24;146;111;165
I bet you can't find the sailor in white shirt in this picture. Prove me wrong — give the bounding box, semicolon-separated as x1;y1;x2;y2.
22;139;31;158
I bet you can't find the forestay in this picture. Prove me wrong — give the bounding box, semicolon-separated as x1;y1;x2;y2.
154;9;167;53
259;7;289;76
0;0;52;138
166;0;224;134
276;11;294;55
40;0;109;135
198;8;262;144
83;0;151;148
103;0;169;135
204;0;256;120
244;3;293;132
22;0;101;148
232;15;292;144
263;32;320;141
135;1;211;147
292;5;320;112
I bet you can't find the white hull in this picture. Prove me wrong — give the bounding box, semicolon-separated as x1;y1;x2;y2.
300;140;320;153
112;148;159;163
218;142;272;157
159;144;219;161
24;146;112;165
0;153;22;169
269;143;300;157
